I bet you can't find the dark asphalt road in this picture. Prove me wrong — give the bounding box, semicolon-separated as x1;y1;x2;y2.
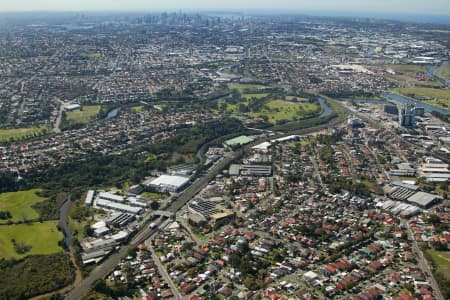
65;116;346;300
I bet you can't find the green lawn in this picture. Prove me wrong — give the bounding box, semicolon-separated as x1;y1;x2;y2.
242;93;269;100
394;87;450;109
414;81;445;88
130;105;144;112
426;249;450;280
437;66;450;80
0;125;50;142
0;189;47;223
250;100;321;122
141;192;167;200
80;52;102;58
227;83;267;93
383;64;428;74
286;96;309;102
0;221;63;259
217;98;321;124
65;105;101;125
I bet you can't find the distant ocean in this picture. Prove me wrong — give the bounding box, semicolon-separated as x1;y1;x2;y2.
0;10;448;25
205;10;450;25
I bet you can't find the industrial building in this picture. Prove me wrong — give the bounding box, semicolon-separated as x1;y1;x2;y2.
384;104;398;115
389;163;416;177
407;192;441;209
229;164;272;177
64;104;81;111
96;198;143;215
106;212;135;228
98;192;125;203
128;184;143;195
419;162;450;183
188;198;234;226
225;135;254;147
85;190;95;206
147;174;190;192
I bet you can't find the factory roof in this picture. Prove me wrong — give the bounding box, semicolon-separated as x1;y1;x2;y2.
407;192;440;208
225;135;254;146
150;175;190;188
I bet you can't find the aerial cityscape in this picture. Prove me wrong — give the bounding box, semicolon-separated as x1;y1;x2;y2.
0;1;449;300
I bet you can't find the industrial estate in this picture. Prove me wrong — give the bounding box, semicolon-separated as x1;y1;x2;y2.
0;8;449;300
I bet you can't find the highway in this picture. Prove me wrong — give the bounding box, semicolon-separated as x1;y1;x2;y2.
65;151;242;300
65;216;164;300
65;111;347;299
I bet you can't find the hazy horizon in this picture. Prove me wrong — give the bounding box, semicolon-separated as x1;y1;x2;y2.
0;0;449;16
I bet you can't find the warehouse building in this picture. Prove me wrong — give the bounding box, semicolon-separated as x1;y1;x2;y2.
188;198;234;226
229;164;272;177
96;198;142;215
407;192;441;209
64;104;81;111
98;192;125;203
147;175;190;192
225;135;254;147
85;190;95;206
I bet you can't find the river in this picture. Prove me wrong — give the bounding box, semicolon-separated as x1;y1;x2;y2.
382;92;450;114
318;98;333;118
106;108;120;119
342;94;450;115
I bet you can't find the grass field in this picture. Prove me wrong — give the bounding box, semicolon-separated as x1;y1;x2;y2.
436;65;450;80
0;221;63;259
250;100;321;122
394;87;450;109
141;192;167;200
218;97;321;124
0;125;50;142
414;81;445;88
426;249;450;280
65;105;101;125
286;96;309;102
383;64;428;74
241;93;269;100
228;83;267;93
0;189;47;223
130;105;145;112
80;52;102;58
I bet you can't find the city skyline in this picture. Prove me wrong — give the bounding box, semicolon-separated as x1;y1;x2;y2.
0;0;449;16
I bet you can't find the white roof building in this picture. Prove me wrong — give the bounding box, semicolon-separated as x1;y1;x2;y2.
148;175;190;192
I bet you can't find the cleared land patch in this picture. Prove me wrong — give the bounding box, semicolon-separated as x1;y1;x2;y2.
0;221;63;259
382;64;428;74
0;189;47;223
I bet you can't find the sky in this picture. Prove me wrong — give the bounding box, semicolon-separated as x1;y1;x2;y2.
0;0;449;16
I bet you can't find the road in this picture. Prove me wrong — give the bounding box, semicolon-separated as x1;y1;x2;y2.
149;246;183;300
308;143;323;185
65;108;347;299
404;221;445;300
65;217;162;300
54;98;66;133
64;151;241;300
